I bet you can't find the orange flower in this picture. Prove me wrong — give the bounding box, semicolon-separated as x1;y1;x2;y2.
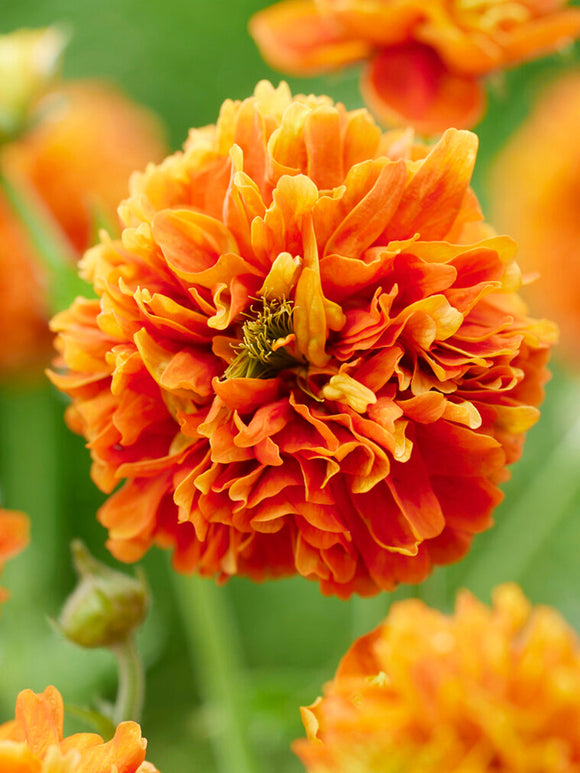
0;685;158;772
0;80;166;376
294;584;580;772
249;0;580;134
489;70;580;365
0;507;29;604
49;82;555;598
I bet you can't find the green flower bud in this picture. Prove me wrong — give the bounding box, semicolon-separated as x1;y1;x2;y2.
58;540;148;649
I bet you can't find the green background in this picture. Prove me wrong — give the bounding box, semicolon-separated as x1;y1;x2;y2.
1;1;580;771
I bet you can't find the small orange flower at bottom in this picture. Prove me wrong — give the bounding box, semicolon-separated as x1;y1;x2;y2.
294;585;580;772
0;507;29;604
0;686;158;773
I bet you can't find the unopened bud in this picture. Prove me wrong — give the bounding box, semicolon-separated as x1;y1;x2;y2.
58;540;148;649
0;26;67;143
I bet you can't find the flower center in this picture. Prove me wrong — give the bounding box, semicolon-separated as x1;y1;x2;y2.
224;297;299;379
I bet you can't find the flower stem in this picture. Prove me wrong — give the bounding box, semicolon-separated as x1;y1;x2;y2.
170;572;260;773
110;635;145;724
463;399;580;598
0;163;89;313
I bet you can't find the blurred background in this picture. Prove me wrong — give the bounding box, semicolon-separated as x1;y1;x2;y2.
1;1;580;771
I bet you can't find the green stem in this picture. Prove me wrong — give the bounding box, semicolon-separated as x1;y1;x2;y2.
171;573;260;773
111;636;145;724
0;164;89;313
463;404;580;598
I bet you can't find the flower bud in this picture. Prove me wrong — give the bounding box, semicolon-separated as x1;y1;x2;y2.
58;540;148;649
0;26;67;143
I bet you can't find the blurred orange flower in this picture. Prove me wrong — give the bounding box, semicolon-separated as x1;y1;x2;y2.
489;70;580;365
50;81;555;598
0;685;158;772
250;0;580;134
0;80;166;376
295;584;580;772
0;507;28;604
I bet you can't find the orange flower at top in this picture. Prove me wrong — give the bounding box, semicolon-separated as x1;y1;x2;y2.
249;0;580;134
49;81;555;599
489;70;580;365
0;507;29;604
0;685;158;772
295;584;580;772
0;80;166;376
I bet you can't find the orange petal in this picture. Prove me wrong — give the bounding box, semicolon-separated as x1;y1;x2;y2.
0;510;29;566
336;625;384;678
361;43;485;135
304;105;345;189
213;376;282;413
320;373;377;413
500;10;580;66
388;126;479;241
416;14;503;75
294;217;345;367
330;0;431;45
0;741;41;770
258;251;301;299
431;474;501;534
322;158;408;259
72;721;147;773
99;475;170;546
233;398;292;447
15;687;63;758
249;0;371;75
350;485;420;555
387;452;445;541
152;208;240;281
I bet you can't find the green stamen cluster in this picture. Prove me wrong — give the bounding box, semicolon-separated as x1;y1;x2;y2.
224;297;298;379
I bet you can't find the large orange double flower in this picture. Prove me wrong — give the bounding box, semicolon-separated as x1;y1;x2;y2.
250;0;580;134
50;82;555;598
0;686;157;772
294;584;580;772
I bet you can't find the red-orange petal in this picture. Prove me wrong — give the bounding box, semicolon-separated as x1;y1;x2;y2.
361;43;485;135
